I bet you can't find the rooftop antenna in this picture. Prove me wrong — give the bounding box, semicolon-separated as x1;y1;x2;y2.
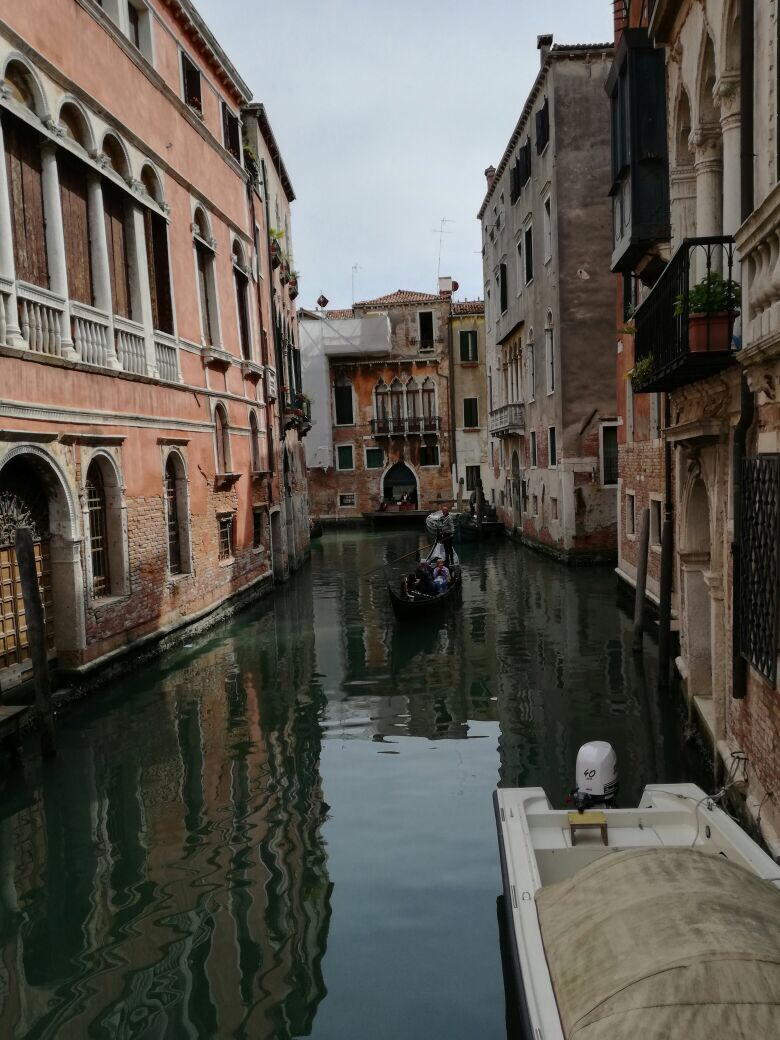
431;218;455;283
351;263;361;304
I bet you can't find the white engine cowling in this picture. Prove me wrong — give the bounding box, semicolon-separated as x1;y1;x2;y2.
573;741;618;811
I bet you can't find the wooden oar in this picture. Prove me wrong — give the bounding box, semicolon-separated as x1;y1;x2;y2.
361;544;434;578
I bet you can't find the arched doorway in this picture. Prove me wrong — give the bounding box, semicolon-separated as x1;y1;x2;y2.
383;461;417;506
682;477;712;700
0;449;84;678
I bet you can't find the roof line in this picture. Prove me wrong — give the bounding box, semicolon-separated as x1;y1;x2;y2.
477;42;613;220
244;102;295;202
171;0;252;103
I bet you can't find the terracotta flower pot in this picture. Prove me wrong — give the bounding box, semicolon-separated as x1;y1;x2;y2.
688;312;734;353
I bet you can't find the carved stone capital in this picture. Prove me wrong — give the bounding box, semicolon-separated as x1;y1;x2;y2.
43;117;65;139
0;84;12;101
92;150;110;170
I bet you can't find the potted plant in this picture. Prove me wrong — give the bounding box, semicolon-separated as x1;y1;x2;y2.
632;355;655;386
289;270;299;299
675;271;740;352
269;229;285;270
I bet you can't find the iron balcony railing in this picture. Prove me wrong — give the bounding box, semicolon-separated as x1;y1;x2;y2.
633;235;739;393
488;402;526;436
371;416;440;436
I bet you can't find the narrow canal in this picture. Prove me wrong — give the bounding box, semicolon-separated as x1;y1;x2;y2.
0;531;708;1039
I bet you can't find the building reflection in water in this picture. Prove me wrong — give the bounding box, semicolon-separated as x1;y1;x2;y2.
311;531;700;809
0;576;331;1040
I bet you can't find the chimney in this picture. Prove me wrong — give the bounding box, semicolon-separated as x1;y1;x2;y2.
438;275;453;297
484;165;496;192
537;34;553;67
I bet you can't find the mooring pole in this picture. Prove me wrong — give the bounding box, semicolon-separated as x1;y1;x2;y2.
633;508;650;653
14;527;56;758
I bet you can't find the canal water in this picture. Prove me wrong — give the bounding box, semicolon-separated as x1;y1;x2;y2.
0;530;708;1039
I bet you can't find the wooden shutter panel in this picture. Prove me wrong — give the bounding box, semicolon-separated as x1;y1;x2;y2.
58;152;92;305
4;116;49;288
144;208;174;333
196;242;213;345
103;182;131;318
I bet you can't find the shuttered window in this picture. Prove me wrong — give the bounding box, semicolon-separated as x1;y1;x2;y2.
58;151;93;305
103;182;131;318
535;97;550;154
144;208;174;333
4;116;48;288
234;267;251;359
182;53;202;114
222;103;241;162
195;240;215;346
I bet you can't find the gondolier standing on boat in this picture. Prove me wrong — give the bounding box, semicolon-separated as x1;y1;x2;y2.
437;506;455;568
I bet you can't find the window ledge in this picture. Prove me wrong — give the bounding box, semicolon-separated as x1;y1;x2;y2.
460;361;480;367
251;469;271;481
215;472;242;490
463;427;481;433
91;593;130;612
167;572;193;586
219;556;235;567
202;346;233;371
241;359;264;380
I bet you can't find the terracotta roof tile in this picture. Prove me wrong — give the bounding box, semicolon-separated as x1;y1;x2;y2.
452;300;485;315
323;309;355;319
354;289;443;308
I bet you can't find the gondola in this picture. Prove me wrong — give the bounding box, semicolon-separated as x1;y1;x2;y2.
387;543;462;620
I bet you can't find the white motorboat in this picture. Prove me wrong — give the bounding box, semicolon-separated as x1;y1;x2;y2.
495;742;780;1039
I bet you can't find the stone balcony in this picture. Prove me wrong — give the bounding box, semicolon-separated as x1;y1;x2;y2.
488;402;525;437
736;183;780;362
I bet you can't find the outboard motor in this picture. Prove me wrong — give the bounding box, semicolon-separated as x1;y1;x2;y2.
572;741;618;813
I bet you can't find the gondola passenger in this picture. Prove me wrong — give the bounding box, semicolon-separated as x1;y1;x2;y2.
432;558;450;593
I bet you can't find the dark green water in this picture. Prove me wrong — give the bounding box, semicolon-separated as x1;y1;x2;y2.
0;530;707;1039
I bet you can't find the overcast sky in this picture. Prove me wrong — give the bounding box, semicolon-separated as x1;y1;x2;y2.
197;0;613;308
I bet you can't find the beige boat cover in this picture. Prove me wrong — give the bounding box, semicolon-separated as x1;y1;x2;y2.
535;847;780;1039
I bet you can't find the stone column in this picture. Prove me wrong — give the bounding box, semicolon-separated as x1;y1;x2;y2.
692;129;723;238
716;77;741;238
40;141;77;359
128;199;158;377
0;109;22;345
86;170;121;370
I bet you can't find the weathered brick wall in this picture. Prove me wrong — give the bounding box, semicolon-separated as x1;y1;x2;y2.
83;476;270;659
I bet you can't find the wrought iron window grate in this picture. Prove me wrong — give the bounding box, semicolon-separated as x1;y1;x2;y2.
86;467;110;597
741;455;780;685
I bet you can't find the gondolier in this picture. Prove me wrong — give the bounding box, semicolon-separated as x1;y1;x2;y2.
437;506;455;568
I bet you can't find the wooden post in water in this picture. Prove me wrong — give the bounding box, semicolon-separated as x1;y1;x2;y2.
476;478;484;527
14;527;56;758
633;508;650;653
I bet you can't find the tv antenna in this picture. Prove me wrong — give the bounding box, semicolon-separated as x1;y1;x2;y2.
431;218;455;282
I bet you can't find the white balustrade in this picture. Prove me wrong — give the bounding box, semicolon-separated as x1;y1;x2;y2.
736;184;780;350
16;283;65;357
115;316;147;375
71;301;111;367
154;333;180;382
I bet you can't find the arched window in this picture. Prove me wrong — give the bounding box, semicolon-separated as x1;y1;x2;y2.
85;460;110;597
3;75;48;288
527;329;536;401
142;165;173;334
390;378;405;429
101;135;133;319
544;312;555;394
163;451;190;576
675;89;694;168
334;371;354;426
232;240;252;360
165;455;182;575
3;59;45;115
214;403;231;474
59;101;93;152
422;377;436;429
374;380;389;432
406;377;420;431
194;207;219;345
249;410;266;472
